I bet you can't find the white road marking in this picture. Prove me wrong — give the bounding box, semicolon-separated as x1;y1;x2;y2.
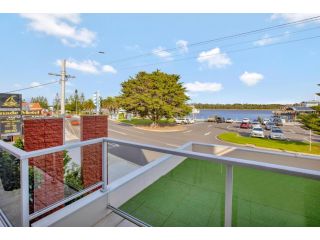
109;129;128;135
227;125;231;129
204;131;211;136
208;125;213;127
183;130;192;133
166;143;180;147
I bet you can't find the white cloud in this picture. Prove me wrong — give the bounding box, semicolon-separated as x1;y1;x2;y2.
56;59;117;75
56;59;99;74
20;14;96;47
239;71;264;86
176;40;188;53
197;48;231;68
254;34;278;46
184;81;223;92
152;46;173;60
102;65;117;74
30;82;43;88
270;13;320;25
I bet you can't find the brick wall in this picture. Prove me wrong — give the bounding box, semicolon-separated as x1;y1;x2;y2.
24;118;64;213
81;115;108;187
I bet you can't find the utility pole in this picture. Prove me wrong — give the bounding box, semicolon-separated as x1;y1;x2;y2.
49;59;75;116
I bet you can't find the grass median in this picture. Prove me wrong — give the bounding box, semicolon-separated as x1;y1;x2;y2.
218;132;320;155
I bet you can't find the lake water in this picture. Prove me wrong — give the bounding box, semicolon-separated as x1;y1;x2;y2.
193;109;273;121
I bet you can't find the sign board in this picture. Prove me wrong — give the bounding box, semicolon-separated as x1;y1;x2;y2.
0;93;22;137
0;116;22;136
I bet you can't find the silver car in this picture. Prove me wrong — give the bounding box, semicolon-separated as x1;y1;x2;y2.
270;127;286;140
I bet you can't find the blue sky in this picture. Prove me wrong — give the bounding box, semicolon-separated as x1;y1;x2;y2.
0;13;319;105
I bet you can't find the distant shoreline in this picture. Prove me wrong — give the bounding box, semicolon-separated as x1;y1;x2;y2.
197;109;277;111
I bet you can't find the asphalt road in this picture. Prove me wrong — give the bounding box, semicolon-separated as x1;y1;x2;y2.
108;120;320;171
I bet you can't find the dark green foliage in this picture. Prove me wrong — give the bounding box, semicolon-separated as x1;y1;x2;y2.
119;70;191;124
298;113;320;134
13;137;24;150
63;150;83;191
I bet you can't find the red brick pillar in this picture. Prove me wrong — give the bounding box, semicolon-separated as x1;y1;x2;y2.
24;118;64;212
81;115;108;188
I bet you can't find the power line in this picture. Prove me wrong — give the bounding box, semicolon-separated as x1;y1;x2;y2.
105;15;320;65
4;80;61;93
116;34;320;71
114;25;320;67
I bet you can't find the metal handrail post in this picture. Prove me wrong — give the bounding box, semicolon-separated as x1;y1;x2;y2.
101;141;108;192
224;164;233;227
20;157;29;227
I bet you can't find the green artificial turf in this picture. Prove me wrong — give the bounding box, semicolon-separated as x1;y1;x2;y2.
120;158;320;227
218;132;320;155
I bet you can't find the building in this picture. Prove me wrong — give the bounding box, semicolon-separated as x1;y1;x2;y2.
301;100;320;108
22;102;43;116
273;105;316;121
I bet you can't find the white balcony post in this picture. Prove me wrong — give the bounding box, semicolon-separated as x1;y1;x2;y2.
20;158;29;227
101;141;108;192
224;164;233;227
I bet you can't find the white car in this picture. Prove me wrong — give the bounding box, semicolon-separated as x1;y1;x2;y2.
225;118;234;123
250;127;265;138
186;118;195;124
263;119;270;125
242;118;250;123
270;127;286;140
175;118;189;124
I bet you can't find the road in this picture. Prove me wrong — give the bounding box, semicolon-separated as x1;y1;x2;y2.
108;120;320;171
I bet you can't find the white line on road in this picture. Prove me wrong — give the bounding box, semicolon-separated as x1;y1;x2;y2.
204;131;211;136
227;125;231;129
166;143;180;147
183;130;192;133
109;129;128;135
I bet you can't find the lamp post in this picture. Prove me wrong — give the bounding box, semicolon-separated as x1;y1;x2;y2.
75;89;78;115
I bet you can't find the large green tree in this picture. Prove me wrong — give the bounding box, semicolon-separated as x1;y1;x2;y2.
119;70;191;125
83;99;96;113
30;96;49;109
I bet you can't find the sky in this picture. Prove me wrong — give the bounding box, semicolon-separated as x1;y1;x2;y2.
0;13;319;105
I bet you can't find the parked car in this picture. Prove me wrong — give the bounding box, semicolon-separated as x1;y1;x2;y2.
186;118;195;124
225;118;234;123
242;118;250;123
270;127;286;140
262;118;270;125
240;122;252;129
273;118;284;126
251;120;261;128
265;121;276;130
216;116;225;123
250;127;265;138
175;118;188;124
207;115;217;122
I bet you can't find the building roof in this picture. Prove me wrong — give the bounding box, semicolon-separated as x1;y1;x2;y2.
290;106;315;112
22;102;43;111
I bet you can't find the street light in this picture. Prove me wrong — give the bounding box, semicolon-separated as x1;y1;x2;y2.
75;89;78;115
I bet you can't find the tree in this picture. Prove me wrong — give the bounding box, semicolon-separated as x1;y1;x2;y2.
31;96;49;109
83;99;95;113
53;93;60;112
101;96;120;115
119;70;191;125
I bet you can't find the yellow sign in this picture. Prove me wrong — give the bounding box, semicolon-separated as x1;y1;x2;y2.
2;95;19;107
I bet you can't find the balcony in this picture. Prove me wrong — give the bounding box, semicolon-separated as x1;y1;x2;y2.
0;137;320;227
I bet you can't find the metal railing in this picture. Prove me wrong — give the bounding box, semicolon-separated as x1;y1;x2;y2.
1;137;320;227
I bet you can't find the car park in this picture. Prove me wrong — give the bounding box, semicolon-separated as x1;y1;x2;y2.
240;122;252;129
269;127;286;140
250;127;265;138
